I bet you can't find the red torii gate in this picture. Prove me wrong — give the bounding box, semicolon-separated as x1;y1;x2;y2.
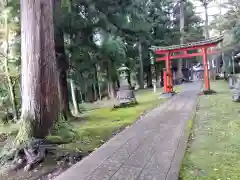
150;36;224;94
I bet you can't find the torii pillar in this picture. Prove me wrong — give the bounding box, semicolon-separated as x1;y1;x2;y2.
202;47;210;91
164;51;173;93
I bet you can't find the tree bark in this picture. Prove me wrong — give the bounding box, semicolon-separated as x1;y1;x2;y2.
78;88;83;103
70;79;80;115
53;0;70;120
93;83;97;101
84;82;88;102
203;2;209;39
155;64;160;87
127;69;132;87
177;0;185;83
160;69;164;87
107;80;115;99
97;65;102;100
86;85;94;102
218;0;223;73
93;64;100;100
17;0;59;141
107;60;116;99
138;40;144;89
146;65;153;88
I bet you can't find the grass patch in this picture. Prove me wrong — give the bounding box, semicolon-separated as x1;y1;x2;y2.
0;86;183;153
0;123;18;135
180;80;240;180
63;86;182;153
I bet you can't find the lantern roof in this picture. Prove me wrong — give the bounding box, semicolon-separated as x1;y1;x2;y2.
234;53;240;59
117;64;129;71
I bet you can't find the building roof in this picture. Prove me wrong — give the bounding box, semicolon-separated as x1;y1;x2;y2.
235;53;240;59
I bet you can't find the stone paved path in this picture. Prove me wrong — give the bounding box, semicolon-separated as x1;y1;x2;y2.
55;82;201;180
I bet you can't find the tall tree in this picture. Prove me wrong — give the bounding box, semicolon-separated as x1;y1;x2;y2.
54;0;71;119
138;40;144;88
210;0;240;73
199;0;212;38
177;0;185;82
172;0;203;71
16;0;59;141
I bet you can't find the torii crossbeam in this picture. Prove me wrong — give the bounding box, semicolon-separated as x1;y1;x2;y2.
150;36;224;94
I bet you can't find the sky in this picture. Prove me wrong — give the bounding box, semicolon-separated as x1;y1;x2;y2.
190;0;230;36
192;0;229;22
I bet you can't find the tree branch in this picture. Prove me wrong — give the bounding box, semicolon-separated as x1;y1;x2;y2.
0;52;19;61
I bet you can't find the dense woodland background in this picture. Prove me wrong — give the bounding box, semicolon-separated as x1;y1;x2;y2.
0;0;205;120
0;0;239;132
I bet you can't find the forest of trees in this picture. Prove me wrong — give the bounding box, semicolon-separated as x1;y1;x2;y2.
210;0;240;73
0;0;205;120
0;0;204;125
0;0;239;177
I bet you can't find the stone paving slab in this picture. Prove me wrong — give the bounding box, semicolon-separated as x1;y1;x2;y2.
55;82;201;180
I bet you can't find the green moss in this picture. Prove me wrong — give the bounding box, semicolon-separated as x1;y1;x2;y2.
13;117;33;146
0;86;183;153
0;123;18;135
180;81;240;180
62;86;183;153
186;119;193;137
47;113;79;144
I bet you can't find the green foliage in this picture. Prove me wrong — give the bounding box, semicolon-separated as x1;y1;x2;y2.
0;0;20;118
211;1;240;47
48;115;79;144
173;1;204;43
211;2;240;73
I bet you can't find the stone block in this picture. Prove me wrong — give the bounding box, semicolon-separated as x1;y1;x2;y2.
232;90;240;102
232;75;240;102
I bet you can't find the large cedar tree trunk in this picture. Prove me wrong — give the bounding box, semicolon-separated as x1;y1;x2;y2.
177;0;185;83
95;65;102;100
93;64;100;100
138;41;144;89
146;51;153;88
108;81;116;99
70;79;80;115
155;64;160;87
17;0;59;141
107;60;116;99
54;0;70;120
203;1;209;39
146;65;153;88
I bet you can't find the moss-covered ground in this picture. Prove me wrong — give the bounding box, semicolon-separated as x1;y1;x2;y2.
0;86;182;153
180;80;240;180
61;86;182;153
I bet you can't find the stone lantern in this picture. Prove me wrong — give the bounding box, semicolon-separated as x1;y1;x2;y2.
231;54;240;102
114;65;137;108
118;65;130;89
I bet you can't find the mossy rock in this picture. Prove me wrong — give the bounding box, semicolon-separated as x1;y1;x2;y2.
202;89;217;95
112;101;138;109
